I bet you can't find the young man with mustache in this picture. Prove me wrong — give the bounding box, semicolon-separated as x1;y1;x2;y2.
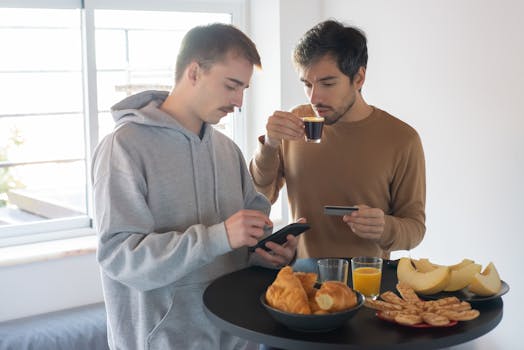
92;23;297;350
250;20;426;261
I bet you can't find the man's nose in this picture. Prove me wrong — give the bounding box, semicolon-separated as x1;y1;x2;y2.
309;85;321;105
231;90;244;108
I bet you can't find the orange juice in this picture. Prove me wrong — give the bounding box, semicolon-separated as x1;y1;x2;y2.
352;267;382;298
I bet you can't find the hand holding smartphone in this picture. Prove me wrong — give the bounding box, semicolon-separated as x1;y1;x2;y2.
248;222;310;252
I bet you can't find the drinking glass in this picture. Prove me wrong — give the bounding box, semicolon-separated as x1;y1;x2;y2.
317;258;349;284
351;256;383;299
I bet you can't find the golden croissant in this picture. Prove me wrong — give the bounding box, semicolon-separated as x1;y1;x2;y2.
315;281;358;312
265;266;311;314
294;271;318;297
265;266;359;315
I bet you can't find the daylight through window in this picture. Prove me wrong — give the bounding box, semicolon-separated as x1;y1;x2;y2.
0;4;234;245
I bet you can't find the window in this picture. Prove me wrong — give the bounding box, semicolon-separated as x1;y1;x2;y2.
0;0;244;246
93;9;233;140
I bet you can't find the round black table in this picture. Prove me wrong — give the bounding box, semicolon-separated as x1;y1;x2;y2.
203;259;503;350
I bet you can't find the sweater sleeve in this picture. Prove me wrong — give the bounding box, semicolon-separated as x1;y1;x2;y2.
238;146;271;215
378;132;426;252
249;135;286;203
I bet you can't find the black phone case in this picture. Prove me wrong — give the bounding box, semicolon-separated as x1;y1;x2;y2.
249;223;310;252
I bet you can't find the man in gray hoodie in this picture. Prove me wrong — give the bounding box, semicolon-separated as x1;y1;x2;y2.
91;23;298;350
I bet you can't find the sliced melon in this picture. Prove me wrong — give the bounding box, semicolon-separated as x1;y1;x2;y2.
444;262;482;292
449;258;475;271
412;258;438;272
467;262;501;296
397;257;451;294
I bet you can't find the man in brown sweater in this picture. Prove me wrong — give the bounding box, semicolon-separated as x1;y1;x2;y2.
249;20;426;259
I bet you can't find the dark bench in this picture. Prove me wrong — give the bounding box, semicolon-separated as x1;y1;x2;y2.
0;302;108;350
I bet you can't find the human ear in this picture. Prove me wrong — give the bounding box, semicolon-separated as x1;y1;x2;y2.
186;61;200;85
354;66;366;89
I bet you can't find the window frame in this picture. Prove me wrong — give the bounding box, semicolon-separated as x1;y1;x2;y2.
0;0;247;247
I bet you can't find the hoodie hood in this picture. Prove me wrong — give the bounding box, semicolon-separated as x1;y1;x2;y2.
112;90;186;131
110;90;221;216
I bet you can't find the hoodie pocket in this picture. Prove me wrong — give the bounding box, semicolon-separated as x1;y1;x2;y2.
146;282;222;350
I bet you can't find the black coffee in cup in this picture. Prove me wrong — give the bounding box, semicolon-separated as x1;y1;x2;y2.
302;116;324;143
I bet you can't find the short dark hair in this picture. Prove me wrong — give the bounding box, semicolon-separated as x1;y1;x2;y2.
175;23;261;82
293;20;368;82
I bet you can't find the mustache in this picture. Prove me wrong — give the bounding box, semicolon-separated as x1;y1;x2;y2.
220;106;236;114
313;104;331;110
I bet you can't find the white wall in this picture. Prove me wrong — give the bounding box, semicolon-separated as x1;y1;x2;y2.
246;0;282;156
0;253;103;322
250;0;522;349
246;0;322;156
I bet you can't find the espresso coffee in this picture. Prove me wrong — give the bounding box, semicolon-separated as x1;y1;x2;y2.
302;116;325;143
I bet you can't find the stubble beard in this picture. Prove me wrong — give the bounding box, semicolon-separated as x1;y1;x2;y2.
323;99;355;125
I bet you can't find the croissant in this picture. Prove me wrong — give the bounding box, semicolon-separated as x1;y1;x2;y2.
265;266;311;314
308;292;329;315
315;281;358;312
294;271;318;297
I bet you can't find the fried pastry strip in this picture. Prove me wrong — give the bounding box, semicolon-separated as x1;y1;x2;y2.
395;313;423;326
380;291;407;305
436;309;480;321
396;282;422;303
365;298;403;311
421;312;451;326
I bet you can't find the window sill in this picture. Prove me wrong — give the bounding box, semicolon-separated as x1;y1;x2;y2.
0;234;97;268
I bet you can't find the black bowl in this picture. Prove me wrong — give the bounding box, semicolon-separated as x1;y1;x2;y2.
260;291;364;332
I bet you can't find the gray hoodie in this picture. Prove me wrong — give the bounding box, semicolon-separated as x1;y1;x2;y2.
91;90;270;349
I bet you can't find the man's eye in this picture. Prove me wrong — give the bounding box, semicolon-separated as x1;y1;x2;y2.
225;85;236;91
323;82;335;87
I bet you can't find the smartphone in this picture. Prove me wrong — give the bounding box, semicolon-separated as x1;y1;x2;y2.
249;222;310;252
324;205;359;216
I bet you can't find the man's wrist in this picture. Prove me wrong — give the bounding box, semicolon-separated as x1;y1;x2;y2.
263;134;280;148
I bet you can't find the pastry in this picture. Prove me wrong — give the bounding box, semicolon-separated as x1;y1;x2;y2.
265;266;311;314
294;271;318;297
315;281;357;312
365;283;480;327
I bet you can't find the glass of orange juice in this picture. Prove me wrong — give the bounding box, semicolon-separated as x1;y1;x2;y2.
351;257;383;299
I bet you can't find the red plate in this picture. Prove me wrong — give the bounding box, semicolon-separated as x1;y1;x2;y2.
376;312;458;328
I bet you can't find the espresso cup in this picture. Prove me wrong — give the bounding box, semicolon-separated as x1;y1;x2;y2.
302;116;324;143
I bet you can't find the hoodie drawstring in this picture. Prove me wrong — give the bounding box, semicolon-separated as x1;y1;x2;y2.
209;139;220;217
190;130;220;222
189;140;201;222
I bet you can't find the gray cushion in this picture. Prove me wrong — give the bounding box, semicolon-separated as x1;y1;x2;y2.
0;303;108;350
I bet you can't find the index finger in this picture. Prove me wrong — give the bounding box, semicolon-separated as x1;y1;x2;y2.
242;209;273;226
352;206;381;219
272;110;304;128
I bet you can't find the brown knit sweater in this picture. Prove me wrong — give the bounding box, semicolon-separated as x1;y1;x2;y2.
250;106;426;259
